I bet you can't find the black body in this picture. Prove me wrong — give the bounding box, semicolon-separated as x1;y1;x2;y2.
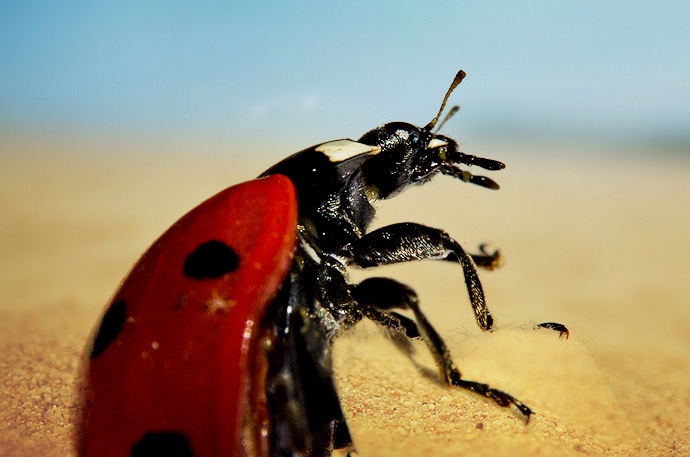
257;70;567;456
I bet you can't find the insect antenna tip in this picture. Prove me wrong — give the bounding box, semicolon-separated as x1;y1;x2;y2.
424;69;466;132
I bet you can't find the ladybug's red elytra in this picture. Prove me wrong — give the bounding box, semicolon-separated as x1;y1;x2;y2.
79;70;568;457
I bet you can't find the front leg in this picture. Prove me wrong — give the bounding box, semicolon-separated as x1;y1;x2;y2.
470;244;502;270
349;222;494;331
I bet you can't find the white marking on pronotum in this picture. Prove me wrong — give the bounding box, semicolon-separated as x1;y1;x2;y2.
301;239;321;264
427;138;448;149
315;139;381;162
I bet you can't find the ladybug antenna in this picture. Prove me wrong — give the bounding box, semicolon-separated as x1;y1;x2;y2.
424;69;466;132
434;105;460;133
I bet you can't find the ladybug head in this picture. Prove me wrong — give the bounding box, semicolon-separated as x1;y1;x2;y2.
358;70;505;200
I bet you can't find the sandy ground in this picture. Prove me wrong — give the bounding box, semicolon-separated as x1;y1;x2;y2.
1;135;689;456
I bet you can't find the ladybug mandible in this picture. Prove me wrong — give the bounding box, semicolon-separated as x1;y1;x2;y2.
78;70;567;457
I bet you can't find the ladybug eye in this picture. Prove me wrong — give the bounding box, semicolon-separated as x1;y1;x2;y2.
426;138;448;149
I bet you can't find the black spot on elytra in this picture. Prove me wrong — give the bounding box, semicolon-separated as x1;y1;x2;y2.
183;240;239;280
130;431;194;457
90;299;126;359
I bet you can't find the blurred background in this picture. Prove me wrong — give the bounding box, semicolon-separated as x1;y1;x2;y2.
2;0;690;383
1;2;689;454
1;0;688;156
2;0;690;366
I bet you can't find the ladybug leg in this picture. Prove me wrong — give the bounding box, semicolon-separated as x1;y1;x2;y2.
363;308;420;339
361;307;421;357
352;277;532;422
470;243;502;270
332;420;354;455
349;222;494;331
535;321;570;339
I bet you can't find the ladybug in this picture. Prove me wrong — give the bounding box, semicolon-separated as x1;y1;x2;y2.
78;70;567;457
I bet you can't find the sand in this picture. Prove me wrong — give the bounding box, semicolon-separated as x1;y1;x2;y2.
1;136;688;456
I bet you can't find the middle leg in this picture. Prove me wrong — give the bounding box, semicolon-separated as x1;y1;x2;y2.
352;276;533;421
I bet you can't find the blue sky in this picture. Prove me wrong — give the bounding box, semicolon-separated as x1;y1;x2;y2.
1;1;688;150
